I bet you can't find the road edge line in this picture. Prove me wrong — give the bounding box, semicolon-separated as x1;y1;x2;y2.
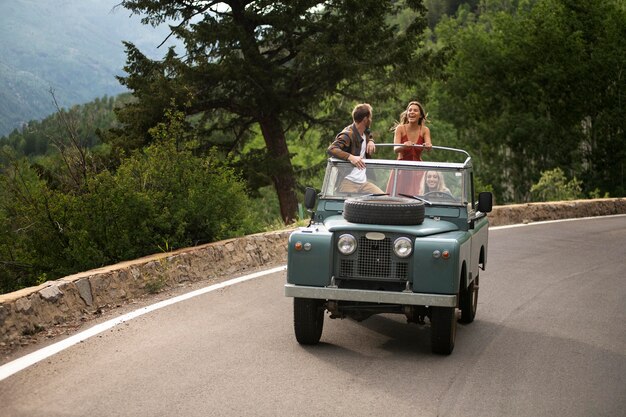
0;265;287;382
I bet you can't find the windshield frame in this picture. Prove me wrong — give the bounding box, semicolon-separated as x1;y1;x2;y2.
320;158;471;207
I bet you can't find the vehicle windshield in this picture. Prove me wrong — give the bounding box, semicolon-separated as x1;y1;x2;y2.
321;160;467;205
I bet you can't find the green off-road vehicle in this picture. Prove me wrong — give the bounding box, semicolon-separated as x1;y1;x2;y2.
285;145;493;354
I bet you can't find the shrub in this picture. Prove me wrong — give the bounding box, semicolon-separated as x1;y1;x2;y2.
530;168;583;202
0;137;260;294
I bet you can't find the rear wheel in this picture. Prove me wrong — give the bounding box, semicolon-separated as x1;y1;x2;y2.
459;275;479;323
293;298;324;345
430;306;457;355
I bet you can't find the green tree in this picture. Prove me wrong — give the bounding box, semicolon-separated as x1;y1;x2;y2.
432;0;626;202
114;108;259;249
0;107;260;294
0;158;71;290
530;167;582;202
424;0;479;29
111;0;427;223
0;94;125;160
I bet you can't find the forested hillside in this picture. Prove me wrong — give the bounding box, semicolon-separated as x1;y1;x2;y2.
0;95;125;157
0;0;178;137
1;0;624;294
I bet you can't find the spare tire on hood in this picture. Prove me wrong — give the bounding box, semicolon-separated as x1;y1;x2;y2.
343;196;425;225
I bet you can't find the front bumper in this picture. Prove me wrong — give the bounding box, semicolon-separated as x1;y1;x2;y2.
284;283;457;307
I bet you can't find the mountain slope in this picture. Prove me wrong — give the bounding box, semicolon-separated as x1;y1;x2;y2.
0;0;178;137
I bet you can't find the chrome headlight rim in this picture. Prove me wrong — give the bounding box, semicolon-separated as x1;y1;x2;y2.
393;237;413;258
337;234;357;255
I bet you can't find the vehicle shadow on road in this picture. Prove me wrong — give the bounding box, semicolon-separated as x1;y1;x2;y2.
352;314;432;354
333;312;485;356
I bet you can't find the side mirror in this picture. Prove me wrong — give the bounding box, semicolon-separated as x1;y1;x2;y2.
477;192;493;213
304;187;317;211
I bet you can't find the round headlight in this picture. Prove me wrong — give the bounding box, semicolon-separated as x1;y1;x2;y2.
337;234;357;255
393;237;413;258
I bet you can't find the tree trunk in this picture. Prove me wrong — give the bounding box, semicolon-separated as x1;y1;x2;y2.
258;114;299;224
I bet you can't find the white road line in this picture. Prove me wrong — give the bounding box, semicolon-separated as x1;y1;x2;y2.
0;265;287;382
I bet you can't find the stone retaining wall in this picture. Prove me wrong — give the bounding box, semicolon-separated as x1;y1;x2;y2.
1;198;625;347
488;198;626;227
0;230;292;348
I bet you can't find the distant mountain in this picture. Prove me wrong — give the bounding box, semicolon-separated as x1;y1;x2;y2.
0;0;180;137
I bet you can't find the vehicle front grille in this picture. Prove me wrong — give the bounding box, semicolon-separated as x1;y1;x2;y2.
335;233;411;281
357;236;392;277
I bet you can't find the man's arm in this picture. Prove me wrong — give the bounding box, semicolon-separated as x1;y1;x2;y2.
366;131;376;156
328;132;366;169
327;132;352;161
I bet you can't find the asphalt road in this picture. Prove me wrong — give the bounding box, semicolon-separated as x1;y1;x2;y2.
1;216;625;417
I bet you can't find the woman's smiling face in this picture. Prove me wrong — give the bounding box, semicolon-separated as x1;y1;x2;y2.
406;104;421;123
426;171;440;189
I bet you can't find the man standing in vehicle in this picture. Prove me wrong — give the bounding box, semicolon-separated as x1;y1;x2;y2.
327;103;383;194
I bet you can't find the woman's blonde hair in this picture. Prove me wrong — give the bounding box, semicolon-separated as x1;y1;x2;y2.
422;170;447;192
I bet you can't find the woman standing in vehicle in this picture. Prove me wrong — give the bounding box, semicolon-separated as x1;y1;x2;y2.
386;101;433;196
393;101;432;161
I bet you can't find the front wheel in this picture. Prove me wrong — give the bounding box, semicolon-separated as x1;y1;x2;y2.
459;275;479;323
430;306;457;355
293;298;325;345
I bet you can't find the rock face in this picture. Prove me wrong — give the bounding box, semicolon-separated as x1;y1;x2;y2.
0;198;625;348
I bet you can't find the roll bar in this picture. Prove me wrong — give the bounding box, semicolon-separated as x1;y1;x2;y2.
374;143;471;165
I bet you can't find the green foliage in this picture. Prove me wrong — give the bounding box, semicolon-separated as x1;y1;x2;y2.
431;0;626;202
424;0;479;29
588;189;610;199
3;0;625;295
0;95;127;158
115;136;257;248
0;108;260;294
0;157;78;290
530;168;583;202
112;0;429;223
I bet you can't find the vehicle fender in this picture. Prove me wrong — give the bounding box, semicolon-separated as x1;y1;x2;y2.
287;228;333;286
411;231;471;294
469;217;489;283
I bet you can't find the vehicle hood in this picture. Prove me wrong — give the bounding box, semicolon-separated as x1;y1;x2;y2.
323;215;458;237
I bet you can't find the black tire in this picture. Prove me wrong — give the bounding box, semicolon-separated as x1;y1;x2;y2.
293;298;324;345
430;306;457;355
343;196;425;225
459;275;479;323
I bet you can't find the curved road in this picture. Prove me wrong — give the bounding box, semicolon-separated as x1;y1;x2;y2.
2;216;625;416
